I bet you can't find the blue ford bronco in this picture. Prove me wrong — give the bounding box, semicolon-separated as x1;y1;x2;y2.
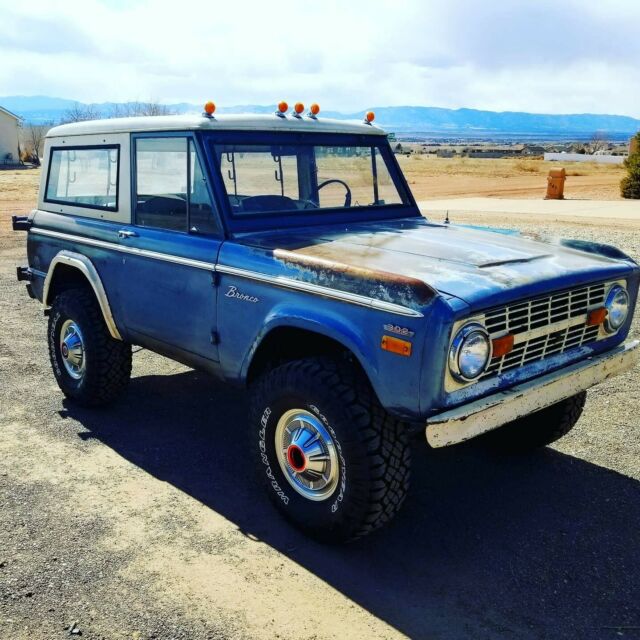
13;102;640;542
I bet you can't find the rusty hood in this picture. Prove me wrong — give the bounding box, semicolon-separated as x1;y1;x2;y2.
240;217;635;311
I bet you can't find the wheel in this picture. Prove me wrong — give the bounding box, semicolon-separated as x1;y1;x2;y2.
48;288;132;406
249;357;411;542
484;391;587;452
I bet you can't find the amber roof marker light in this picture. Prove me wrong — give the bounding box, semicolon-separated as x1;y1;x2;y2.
308;103;320;119
276;101;288;118
364;111;375;124
203;101;216;118
292;102;305;119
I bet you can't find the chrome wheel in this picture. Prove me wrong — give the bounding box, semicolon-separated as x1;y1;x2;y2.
275;409;340;501
59;319;86;380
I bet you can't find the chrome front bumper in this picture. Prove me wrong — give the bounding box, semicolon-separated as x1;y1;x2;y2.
426;340;640;448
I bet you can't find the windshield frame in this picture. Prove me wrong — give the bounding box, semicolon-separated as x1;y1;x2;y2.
199;130;419;233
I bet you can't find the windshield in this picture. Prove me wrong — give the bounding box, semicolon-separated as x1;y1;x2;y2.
212;140;408;216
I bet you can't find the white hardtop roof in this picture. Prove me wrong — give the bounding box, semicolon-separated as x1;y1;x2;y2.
46;113;387;138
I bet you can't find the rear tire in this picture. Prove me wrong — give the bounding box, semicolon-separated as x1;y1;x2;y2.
48;288;132;407
249;357;411;543
484;391;587;452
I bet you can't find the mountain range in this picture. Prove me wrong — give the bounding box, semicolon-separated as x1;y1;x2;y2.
2;95;639;141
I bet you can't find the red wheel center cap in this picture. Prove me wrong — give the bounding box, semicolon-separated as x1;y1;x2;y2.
286;444;307;472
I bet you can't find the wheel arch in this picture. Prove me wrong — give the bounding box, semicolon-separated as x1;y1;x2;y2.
244;316;373;390
43;251;122;341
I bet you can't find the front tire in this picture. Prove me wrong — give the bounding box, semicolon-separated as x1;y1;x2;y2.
48;288;132;407
484;391;587;452
249;357;411;543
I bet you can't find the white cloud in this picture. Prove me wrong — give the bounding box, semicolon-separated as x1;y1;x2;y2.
0;0;639;115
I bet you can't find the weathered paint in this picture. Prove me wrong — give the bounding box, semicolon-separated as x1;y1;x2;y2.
241;217;636;313
273;247;435;311
426;339;640;447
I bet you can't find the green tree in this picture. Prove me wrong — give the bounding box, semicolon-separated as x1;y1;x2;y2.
621;132;640;199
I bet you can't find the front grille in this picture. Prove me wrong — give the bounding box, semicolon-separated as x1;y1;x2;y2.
481;282;607;378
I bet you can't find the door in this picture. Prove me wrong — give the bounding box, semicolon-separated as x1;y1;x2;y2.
117;133;224;363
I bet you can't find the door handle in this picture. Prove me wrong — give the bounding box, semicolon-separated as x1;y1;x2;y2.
118;229;138;239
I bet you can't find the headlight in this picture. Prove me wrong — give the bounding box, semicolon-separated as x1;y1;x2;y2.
604;285;629;333
449;322;492;382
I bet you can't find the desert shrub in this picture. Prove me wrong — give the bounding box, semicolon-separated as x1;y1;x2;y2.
514;160;540;173
621;132;640;199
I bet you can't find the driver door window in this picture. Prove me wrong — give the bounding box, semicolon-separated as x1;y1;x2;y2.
135;137;220;235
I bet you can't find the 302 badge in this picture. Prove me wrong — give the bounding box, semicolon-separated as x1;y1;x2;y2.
383;323;415;338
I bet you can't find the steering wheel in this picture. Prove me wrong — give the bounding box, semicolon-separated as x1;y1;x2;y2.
317;179;352;207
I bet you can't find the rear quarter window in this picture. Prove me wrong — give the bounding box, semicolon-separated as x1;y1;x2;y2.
45;146;119;211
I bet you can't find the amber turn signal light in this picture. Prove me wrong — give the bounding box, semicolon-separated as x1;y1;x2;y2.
587;307;608;326
203;101;216;116
381;335;412;357
492;334;514;358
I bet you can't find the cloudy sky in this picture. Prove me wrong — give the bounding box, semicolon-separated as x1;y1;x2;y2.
0;0;639;116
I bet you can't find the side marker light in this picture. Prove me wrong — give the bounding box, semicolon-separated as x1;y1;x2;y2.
381;335;412;357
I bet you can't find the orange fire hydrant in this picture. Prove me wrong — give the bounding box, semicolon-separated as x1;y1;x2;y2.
546;167;566;200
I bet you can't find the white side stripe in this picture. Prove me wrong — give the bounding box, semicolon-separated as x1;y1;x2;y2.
30;227;424;318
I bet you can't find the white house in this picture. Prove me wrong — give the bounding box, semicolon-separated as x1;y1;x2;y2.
0;105;21;165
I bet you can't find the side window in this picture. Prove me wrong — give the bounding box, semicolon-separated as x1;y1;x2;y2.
45;146;119;211
135;137;220;235
135;137;188;231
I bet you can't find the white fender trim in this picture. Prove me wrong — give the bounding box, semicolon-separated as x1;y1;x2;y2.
43;250;123;341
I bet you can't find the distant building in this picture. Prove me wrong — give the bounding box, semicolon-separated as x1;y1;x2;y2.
465;149;521;159
0;105;21;165
520;144;546;156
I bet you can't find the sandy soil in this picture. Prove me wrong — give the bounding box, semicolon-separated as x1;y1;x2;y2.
396;156;626;201
1;166;639;639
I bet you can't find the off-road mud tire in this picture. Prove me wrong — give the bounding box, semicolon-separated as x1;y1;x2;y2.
249;357;411;543
48;288;132;406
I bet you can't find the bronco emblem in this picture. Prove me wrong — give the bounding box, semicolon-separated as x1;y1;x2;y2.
225;285;259;303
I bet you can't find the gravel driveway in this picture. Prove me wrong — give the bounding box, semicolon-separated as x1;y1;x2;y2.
1;185;639;639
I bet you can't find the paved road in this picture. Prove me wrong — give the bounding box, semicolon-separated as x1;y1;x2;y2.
420;197;640;221
1;208;640;639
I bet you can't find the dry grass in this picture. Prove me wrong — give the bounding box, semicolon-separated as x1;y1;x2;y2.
395;156;625;201
397;155;624;179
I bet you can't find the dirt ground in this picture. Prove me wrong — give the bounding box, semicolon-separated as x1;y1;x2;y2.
1;166;639;640
396;155;626;201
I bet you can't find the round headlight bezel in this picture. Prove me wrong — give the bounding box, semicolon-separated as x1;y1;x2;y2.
449;322;492;382
604;284;629;333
